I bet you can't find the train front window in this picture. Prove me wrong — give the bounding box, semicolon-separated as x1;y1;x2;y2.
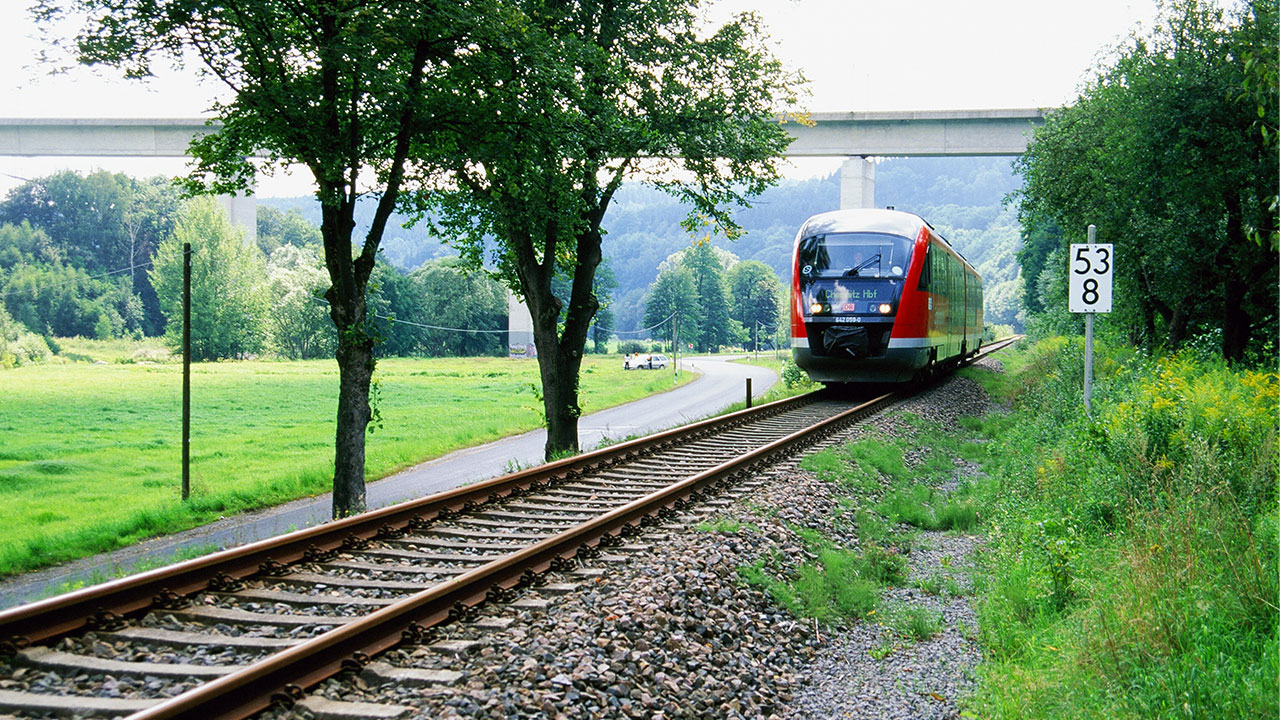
798;232;913;282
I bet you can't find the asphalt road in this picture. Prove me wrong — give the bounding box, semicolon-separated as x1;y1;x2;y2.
0;354;779;609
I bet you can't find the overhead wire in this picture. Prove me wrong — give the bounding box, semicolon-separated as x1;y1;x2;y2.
611;311;675;336
0;260;154;300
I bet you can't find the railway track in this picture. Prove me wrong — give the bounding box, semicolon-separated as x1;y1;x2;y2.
0;339;1017;720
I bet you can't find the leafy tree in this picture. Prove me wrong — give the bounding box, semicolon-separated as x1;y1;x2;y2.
552;262;618;354
727;259;783;350
684;240;737;352
416;0;798;460
642;265;699;353
1237;0;1278;249
0;170;134;273
0;257;143;339
257;206;322;257
365;260;420;358
0;171;180;334
46;0;488;516
150;197;268;360
1014;0;1277;360
1015;213;1065;317
589;264;617;354
265;244;333;359
0;221;59;269
0;304;52;368
406;258;508;357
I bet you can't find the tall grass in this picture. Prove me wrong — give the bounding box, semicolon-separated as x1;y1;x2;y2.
965;339;1278;719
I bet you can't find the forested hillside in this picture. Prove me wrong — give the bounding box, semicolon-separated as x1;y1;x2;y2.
261;155;1025;334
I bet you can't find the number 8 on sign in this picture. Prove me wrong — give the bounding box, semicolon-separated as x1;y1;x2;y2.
1069;243;1113;313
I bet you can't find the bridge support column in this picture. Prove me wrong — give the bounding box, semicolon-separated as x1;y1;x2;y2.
839;155;875;209
216;191;257;246
507;290;535;358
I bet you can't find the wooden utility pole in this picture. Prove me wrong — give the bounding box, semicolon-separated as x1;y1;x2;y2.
182;242;191;500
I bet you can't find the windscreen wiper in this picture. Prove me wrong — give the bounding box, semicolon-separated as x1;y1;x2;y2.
844;253;881;276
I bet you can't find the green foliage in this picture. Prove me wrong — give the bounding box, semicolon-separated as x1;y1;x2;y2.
265;244;333;360
369;256;508;358
965;338;1278;718
642;265;697;350
645;242;743;352
0;304;51;368
884;602;943;642
780;360;814;389
587;263;618;354
255;206;321;256
150;197;269;360
684;240;738;352
727;260;784;348
0;219;151;339
416;0;799;458
46;0;493;515
738;529;901;625
0;171;179;336
1014;0;1278;360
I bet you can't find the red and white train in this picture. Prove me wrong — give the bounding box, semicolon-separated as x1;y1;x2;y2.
790;209;983;384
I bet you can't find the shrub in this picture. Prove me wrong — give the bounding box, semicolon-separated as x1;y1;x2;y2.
781;360;813;389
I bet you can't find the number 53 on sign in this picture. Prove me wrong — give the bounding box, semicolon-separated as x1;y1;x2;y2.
1069;244;1113;313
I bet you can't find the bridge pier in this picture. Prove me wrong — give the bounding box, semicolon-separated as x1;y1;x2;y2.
507;290;535;358
839;155;875;209
216;191;257;245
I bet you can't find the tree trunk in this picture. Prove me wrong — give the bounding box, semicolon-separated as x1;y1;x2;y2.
1218;194;1275;362
524;228;603;461
539;343;585;460
1166;299;1192;351
318;185;376;519
333;336;374;516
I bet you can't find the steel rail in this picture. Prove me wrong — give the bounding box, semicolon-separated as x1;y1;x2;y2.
129;390;900;720
0;337;1021;720
0;389;821;649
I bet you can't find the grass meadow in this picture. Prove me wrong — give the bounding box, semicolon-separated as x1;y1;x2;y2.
962;339;1277;719
0;349;691;577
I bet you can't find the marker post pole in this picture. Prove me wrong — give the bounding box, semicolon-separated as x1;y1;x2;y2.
1084;225;1095;415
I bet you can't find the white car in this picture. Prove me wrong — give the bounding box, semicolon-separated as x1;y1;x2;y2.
624;353;668;370
644;354;669;370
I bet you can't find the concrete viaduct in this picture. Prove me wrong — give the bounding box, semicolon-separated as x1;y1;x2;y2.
0;110;1047;351
0;108;1046;216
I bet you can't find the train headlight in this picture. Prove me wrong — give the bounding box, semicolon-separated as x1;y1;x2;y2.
878;303;892;314
809;302;826;314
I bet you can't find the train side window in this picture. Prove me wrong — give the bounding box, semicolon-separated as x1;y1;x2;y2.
917;245;931;290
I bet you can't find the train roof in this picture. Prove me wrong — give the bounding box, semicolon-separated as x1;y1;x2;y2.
797;209;927;240
797;208;979;277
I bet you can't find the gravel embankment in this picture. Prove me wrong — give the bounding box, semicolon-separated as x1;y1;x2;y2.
272;362;1003;720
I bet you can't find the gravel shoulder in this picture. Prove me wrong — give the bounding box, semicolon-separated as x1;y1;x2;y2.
270;362;1003;720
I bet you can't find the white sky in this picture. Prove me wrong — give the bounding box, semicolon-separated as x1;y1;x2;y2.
0;0;1159;197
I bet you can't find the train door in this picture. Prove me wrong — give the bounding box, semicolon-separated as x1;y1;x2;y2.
942;251;952;358
928;242;945;358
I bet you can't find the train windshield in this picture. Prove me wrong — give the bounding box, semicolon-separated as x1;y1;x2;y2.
797;232;913;281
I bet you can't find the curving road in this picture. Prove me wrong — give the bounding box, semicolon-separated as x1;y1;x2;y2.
0;355;778;608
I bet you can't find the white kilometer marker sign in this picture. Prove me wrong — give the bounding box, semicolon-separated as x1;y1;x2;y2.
1068;240;1114;313
1070;225;1114;415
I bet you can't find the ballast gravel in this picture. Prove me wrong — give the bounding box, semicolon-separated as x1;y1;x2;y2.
265;364;1003;720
